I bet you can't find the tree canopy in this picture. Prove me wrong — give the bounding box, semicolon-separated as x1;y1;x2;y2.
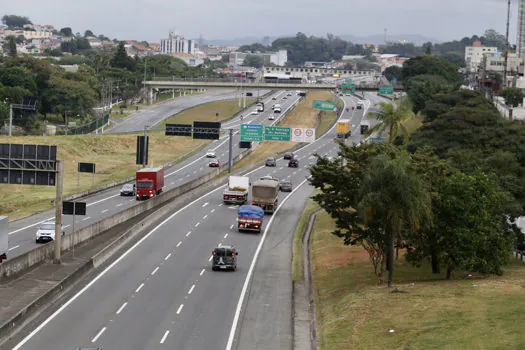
499;88;524;108
1;15;31;28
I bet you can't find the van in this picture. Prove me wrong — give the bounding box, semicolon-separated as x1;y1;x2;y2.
212;245;238;271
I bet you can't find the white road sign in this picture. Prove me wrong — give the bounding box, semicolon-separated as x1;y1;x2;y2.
304;128;316;142
291;127;303;142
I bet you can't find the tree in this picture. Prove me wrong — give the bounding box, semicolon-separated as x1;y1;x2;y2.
221;54;229;63
1;15;31;28
238;43;269;53
499;87;524;108
111;42;136;71
402;55;462;85
405;74;455;113
358;152;432;287
383;66;402;82
435;170;515;278
439;52;465;67
7;36;17;57
367;99;415;144
84;30;94;37
242;55;264;68
423;42;432;55
59;27;73;37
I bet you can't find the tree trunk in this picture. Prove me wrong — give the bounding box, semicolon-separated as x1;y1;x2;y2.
446;265;454;279
387;235;395;288
431;252;440;274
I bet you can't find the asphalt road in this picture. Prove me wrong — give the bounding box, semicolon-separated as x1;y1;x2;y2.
107;88;269;134
5;90;297;260
10;95;375;350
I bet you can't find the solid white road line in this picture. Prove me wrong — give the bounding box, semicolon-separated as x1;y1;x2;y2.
164;253;172;261
188;284;195;295
176;304;184;315
225;176;310;350
176;241;182;248
11;98;346;350
160;330;170;344
151;266;160;275
135;283;145;293
91;327;106;343
116;302;127;315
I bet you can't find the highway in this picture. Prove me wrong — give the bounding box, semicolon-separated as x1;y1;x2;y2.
108;88;269;134
5;90;296;260
9;94;375;350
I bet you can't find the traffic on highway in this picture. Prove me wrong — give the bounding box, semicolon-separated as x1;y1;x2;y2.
8;94;377;350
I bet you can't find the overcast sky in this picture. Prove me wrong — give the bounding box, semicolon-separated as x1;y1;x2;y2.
1;0;519;43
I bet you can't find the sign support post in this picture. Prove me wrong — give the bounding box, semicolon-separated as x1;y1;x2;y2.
228;128;233;174
54;160;63;264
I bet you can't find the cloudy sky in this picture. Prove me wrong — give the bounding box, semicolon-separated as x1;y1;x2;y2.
1;0;519;43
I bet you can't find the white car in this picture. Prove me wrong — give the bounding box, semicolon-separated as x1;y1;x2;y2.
206;151;216;158
269;115;275;120
250;110;258;115
36;221;65;243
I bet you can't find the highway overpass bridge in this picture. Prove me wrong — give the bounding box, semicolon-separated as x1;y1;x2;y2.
143;78;405;103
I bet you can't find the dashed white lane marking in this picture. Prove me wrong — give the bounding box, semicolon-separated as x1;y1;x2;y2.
151;266;160;275
171;182;175;185
82;217;91;221
116;302;127;315
91;327;106;343
160;330;170;344
160;331;170;344
176;241;182;248
202;202;209;208
8;245;19;251
188;284;195;295
195;222;200;227
116;203;123;207
218;203;223;207
224;233;228;239
230;224;234;229
203;214;208;220
186;231;191;237
165;253;172;261
176;304;184;315
200;269;205;276
208;255;213;262
135;283;145;293
101;209;108;213
63;225;70;229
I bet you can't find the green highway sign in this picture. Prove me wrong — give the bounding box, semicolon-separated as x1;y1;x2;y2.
264;126;291;142
345;78;352;83
392;78;398;85
379;86;394;95
313;100;337;111
341;83;356;95
240;123;264;142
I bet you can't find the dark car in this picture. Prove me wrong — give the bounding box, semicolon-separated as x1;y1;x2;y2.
212;245;238;271
120;183;136;196
356;103;363;110
280;180;293;192
284;152;294;160
265;157;276;167
209;159;220;167
288;158;299;168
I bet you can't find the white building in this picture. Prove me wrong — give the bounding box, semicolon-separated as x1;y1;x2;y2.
229;50;287;67
465;42;498;73
160;30;195;55
518;0;525;58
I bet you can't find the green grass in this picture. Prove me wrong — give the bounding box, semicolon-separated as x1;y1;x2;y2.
310;210;525;350
292;197;319;282
163;99;256;126
402;114;424;135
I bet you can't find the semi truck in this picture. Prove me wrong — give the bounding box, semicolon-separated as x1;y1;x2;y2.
237;205;264;233
251;177;280;214
136;167;165;200
223;176;250;204
336;119;351;138
0;216;8;263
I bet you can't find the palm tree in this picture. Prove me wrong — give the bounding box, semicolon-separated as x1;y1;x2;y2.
358;152;432;287
367;100;415;144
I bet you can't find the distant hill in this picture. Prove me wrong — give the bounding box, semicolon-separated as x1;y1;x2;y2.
198;34;440;47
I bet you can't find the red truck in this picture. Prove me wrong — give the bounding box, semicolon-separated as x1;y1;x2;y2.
136;167;165;200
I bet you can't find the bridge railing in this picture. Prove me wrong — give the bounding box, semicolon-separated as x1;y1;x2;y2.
152;76;252;83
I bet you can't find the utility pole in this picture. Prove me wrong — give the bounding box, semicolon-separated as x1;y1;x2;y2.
504;0;511;87
228;128;233;174
8;104;13;137
143;58;148;105
54;160;64;264
143;126;148;168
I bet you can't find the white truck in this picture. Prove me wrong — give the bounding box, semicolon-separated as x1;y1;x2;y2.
0;216;8;263
223;176;250;204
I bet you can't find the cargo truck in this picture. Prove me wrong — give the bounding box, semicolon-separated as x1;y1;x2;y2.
136;167;165;200
251;177;280;214
237;205;264;233
223;176;250;204
336;119;351;138
0;216;8;263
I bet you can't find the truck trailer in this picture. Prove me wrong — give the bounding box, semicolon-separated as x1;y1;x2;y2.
237;205;264;233
223;176;250;204
0;216;8;263
136;167;165;200
251;178;280;214
336;119;351;138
